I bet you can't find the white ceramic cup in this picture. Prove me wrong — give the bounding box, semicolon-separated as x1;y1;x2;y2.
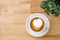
26;13;50;37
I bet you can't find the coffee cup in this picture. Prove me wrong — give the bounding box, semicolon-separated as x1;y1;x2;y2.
26;13;50;37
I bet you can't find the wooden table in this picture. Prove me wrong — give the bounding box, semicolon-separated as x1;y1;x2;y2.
0;0;60;40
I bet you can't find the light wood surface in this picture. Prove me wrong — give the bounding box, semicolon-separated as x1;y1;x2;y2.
0;0;60;40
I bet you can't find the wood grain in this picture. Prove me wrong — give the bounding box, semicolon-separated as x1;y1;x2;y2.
0;0;60;40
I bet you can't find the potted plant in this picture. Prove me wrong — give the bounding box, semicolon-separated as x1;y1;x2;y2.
41;0;60;16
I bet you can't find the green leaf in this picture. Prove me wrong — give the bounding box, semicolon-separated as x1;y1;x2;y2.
40;1;48;9
45;8;50;15
46;0;55;2
53;5;60;16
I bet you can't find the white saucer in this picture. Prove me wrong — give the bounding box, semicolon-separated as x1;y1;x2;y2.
26;13;50;37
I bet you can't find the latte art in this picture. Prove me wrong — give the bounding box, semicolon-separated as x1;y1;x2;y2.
30;17;44;32
33;19;43;28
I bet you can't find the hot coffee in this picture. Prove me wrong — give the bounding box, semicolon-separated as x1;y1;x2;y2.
30;17;44;32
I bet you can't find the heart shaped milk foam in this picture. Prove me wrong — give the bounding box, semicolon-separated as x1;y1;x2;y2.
33;19;43;28
30;17;44;32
